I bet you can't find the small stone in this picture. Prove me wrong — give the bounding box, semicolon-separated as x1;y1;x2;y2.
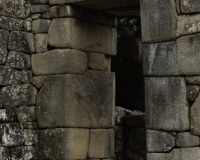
35;34;48;53
186;76;200;85
24;20;32;32
1;123;24;147
30;0;48;4
32;19;51;33
186;85;200;101
0;16;24;31
21;70;33;84
22;122;37;129
0;109;18;122
10;146;35;160
24;129;36;145
0;147;10;160
33;76;47;88
16;106;36;122
0;29;9;64
176;132;199;147
31;5;49;13
181;0;200;13
31;14;41;20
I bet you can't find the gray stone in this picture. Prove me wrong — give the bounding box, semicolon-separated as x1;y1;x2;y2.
186;76;200;85
176;132;199;147
147;153;165;160
0;0;31;19
1;123;24;147
1;84;37;108
146;130;175;153
35;34;48;53
124;115;145;127
186;85;200;101
30;0;48;4
31;49;87;75
6;51;30;70
32;76;47;88
0;147;10;160
89;53;111;71
0;29;9;64
129;128;146;147
145;77;190;131
143;42;178;76
31;5;49;13
41;5;117;28
0;16;24;31
48;18;117;55
31;14;41;20
88;129;114;159
10;146;35;160
8;31;35;54
0;109;17;122
177;34;200;75
22;122;37;129
32;19;51;33
24;20;32;32
16;106;36;122
140;0;177;43
177;15;200;37
36;71;115;128
36;128;89;159
21;70;33;84
181;0;200;13
24;129;36;145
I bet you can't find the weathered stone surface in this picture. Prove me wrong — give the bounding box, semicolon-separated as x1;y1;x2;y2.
16;106;36;122
0;0;31;19
21;70;33;84
147;153;165;160
177;34;200;75
146;130;175;152
24;129;36;145
31;14;41;19
129;128;146;147
36;128;89;159
0;147;10;160
8;31;35;54
1;84;37;108
32;76;47;88
35;34;48;53
6;51;30;70
31;5;49;13
48;18;117;55
32;19;51;33
176;132;199;147
0;29;9;64
32;49;87;75
89;53;111;71
124;115;145;127
10;146;35;160
0;109;17;122
22;122;37;129
181;0;200;13
41;5;117;27
1;123;24;147
186;85;200;101
141;0;177;43
36;71;115;128
143;42;178;76
31;0;48;4
145;77;190;131
88;129;114;159
0;16;24;31
186;76;200;85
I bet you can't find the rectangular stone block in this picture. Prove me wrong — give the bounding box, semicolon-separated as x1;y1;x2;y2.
176;132;199;147
32;19;51;33
31;49;87;75
88;129;114;159
36;128;89;159
0;29;9;64
141;0;177;43
36;71;115;128
35;34;48;53
181;0;200;13
145;77;190;131
31;5;49;13
48;18;117;55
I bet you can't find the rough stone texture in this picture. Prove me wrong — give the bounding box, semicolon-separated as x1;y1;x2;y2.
0;16;24;31
0;109;17;122
124;115;145;128
147;153;165;160
186;85;200;101
33;76;47;88
21;70;33;84
35;34;48;53
186;76;200;85
0;0;31;19
145;77;190;131
1;123;24;147
24;129;36;145
0;147;10;160
31;5;49;13
36;128;89;159
88;129;114;159
32;49;87;75
177;15;200;37
36;71;115;128
89;53;111;71
0;29;9;64
32;19;51;33
48;18;117;55
1;84;37;108
181;0;200;13
143;42;178;76
10;146;35;160
22;122;37;129
8;31;35;54
31;0;48;4
16;106;36;122
177;34;200;75
31;14;41;20
141;0;177;43
176;132;199;147
6;51;30;70
24;20;32;32
146;130;175;153
41;5;117;28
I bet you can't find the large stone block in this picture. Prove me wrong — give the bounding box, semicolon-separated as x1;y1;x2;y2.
36;71;115;128
145;77;190;131
88;129;114;159
181;0;200;13
0;29;9;64
141;0;177;43
36;128;89;159
31;49;87;75
176;132;199;147
8;31;35;54
48;18;117;55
